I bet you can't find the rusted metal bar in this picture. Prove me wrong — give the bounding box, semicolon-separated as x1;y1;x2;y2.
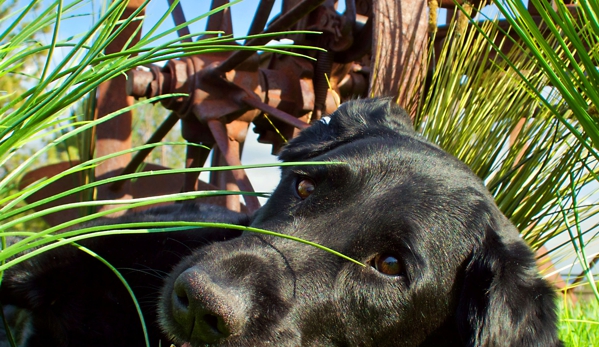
242;95;310;130
208;146;240;211
182;143;211;192
207;120;261;213
111;112;180;191
95;0;145;206
167;0;192;42
206;0;233;35
312;48;334;121
369;0;428;116
215;0;325;74
246;0;276;37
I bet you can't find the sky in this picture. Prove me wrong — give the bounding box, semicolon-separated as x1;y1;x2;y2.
46;0;283;45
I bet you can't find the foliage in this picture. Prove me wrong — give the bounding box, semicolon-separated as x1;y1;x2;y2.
0;1;57;234
559;296;599;346
0;0;317;241
419;0;599;298
0;0;598;344
490;0;599;159
0;1;48;111
477;0;599;301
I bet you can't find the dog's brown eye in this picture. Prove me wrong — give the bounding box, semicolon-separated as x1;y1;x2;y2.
371;254;403;276
296;178;315;199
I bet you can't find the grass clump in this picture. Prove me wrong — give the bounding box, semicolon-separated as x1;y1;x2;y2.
559;296;599;346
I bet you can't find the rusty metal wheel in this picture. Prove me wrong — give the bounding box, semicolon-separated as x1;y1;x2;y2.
92;0;431;216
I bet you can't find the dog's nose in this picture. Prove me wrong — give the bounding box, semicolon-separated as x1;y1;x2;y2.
171;266;247;344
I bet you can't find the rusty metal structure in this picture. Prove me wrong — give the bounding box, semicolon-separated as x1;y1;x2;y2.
99;0;431;215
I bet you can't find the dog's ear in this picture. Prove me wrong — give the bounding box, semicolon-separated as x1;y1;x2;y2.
279;97;415;161
457;216;563;347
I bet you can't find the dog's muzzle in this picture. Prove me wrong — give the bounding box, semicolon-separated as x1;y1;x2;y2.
164;235;296;345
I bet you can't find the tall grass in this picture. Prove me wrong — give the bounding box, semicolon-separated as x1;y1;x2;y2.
420;2;598;298
482;0;599;301
490;0;599;156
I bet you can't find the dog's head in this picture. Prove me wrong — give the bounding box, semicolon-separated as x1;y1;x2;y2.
160;98;562;346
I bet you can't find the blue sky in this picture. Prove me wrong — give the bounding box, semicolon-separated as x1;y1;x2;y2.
42;0;282;44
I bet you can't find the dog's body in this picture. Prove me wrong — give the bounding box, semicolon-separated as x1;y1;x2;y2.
1;98;562;346
0;204;247;347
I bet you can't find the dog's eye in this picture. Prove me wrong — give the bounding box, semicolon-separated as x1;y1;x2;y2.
371;254;404;276
296;178;315;199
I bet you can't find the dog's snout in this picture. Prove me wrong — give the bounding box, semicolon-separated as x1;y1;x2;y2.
161;239;296;345
171;266;247;344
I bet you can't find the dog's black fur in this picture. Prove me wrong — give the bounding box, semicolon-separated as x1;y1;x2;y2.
0;204;247;347
1;98;562;346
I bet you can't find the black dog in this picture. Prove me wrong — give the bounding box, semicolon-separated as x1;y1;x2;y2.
159;98;563;346
1;98;562;346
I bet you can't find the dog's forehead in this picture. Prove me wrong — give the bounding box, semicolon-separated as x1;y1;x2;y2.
307;136;495;226
312;133;479;188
